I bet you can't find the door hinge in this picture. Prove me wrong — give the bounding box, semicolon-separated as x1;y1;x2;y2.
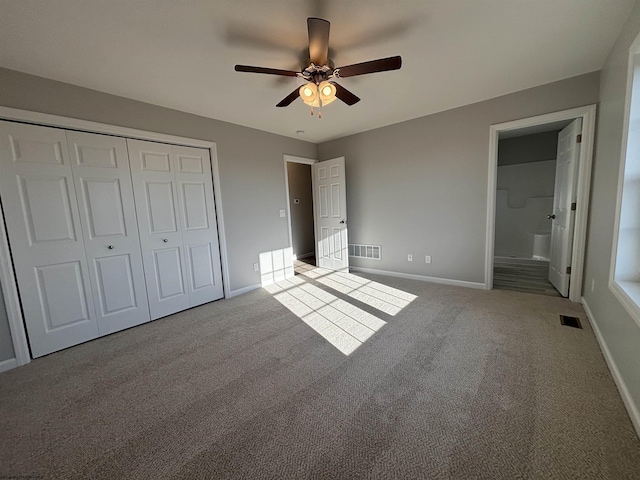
566;266;572;275
576;134;582;143
571;202;577;211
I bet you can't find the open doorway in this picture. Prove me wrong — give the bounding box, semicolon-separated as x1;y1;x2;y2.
284;155;317;274
485;105;596;302
493;124;569;297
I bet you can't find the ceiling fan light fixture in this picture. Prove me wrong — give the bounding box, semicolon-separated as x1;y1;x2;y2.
299;83;318;105
318;81;337;105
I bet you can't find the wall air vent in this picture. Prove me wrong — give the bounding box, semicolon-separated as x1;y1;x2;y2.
349;244;381;260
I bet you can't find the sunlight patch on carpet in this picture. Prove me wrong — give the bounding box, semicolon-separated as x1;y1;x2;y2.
264;276;386;355
300;268;417;315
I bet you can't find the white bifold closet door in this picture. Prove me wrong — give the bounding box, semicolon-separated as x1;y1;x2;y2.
66;131;150;335
0;122;223;357
127;139;223;320
0;122;100;357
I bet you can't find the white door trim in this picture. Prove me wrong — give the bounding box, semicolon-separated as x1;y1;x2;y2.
283;154;317;260
0;106;231;366
485;104;597;302
0;198;31;366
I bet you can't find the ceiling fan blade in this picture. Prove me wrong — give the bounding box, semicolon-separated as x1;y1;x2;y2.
276;88;301;107
308;17;330;66
235;65;299;77
335;56;402;78
333;82;360;106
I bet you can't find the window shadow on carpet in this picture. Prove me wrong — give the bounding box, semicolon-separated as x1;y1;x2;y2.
264;269;416;355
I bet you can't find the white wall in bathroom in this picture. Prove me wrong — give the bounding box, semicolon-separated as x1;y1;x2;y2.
495;159;556;258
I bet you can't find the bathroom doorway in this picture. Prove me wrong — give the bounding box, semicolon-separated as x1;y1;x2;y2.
283;155;317;274
493;126;566;296
485;105;596;300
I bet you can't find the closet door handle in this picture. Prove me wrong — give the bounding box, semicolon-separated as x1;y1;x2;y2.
163;238;169;243
547;214;556;220
107;245;114;250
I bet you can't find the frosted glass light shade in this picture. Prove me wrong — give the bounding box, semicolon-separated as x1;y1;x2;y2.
318;81;337;105
299;83;318;105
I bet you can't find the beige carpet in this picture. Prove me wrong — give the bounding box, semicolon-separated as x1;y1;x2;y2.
1;269;639;479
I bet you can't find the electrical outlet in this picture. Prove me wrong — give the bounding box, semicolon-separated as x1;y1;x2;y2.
425;255;431;264
279;209;286;218
407;254;413;262
253;262;259;272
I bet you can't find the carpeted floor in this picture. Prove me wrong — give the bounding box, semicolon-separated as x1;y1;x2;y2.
1;269;639;479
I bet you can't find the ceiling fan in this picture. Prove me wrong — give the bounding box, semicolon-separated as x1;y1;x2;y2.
234;17;402;115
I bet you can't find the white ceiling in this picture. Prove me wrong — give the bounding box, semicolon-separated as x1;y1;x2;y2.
0;0;634;143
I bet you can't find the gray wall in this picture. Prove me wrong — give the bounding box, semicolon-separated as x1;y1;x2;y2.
498;130;559;166
583;1;640;427
0;279;15;362
0;67;317;296
318;72;600;283
287;162;315;258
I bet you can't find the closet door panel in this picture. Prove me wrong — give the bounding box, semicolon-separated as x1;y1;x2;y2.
154;247;187;299
67;131;150;335
174;146;224;306
94;254;138;314
128;139;189;319
0;122;99;357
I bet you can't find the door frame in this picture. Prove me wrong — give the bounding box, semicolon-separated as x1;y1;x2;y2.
283;154;317;261
0;106;231;367
485;104;597;302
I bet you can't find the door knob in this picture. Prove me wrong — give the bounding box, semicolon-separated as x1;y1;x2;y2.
547;214;556;220
107;245;114;249
340;220;346;224
163;238;169;243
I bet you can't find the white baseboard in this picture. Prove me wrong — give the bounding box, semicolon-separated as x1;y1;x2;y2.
0;357;18;373
350;266;485;290
582;297;640;439
228;283;261;298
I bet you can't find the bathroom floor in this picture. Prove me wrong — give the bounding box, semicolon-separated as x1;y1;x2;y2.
493;257;561;297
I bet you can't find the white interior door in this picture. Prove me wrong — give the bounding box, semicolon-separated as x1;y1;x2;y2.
67;131;150;335
0;122;99;357
128;139;190;319
174;146;224;306
313;156;349;271
549;118;582;297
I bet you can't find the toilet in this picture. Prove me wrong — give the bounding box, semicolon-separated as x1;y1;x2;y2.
531;231;551;261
